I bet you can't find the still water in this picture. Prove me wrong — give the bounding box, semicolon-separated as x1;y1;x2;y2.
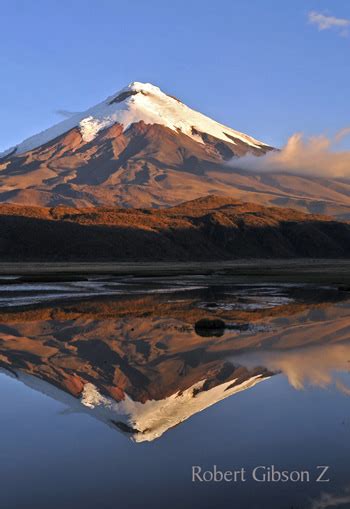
0;275;350;509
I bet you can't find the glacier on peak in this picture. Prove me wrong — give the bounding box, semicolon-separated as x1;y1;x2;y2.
0;81;268;158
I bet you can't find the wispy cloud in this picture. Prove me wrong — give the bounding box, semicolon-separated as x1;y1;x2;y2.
229;129;350;178
55;110;79;118
308;11;350;37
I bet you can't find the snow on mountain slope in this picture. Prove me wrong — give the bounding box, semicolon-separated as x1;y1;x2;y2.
0;367;268;443
1;82;268;157
82;375;268;443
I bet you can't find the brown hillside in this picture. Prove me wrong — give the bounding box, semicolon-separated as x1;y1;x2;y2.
1;196;350;261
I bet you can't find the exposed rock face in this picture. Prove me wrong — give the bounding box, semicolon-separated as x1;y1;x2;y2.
1;196;350;261
0;121;273;208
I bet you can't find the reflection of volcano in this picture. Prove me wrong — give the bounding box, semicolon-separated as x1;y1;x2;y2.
1;289;350;441
0;304;272;441
2;367;268;442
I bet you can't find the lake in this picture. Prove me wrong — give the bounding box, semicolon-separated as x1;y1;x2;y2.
0;273;350;509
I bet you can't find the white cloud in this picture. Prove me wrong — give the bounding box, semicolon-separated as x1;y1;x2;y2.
229;129;350;178
308;11;350;37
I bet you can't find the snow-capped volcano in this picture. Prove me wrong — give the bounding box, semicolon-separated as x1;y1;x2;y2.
1;81;268;157
2;81;350;217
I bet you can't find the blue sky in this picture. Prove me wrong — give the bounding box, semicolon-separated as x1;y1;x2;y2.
0;0;349;151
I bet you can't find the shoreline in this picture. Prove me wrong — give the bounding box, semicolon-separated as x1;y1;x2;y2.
1;259;350;283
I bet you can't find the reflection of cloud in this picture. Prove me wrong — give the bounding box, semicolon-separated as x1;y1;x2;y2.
310;486;350;509
230;131;350;178
233;344;350;391
335;380;350;396
334;127;350;144
308;11;350;37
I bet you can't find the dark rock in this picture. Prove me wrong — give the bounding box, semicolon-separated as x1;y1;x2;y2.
195;318;226;337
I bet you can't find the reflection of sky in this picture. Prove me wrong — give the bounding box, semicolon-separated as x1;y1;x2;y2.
1;370;350;509
310;486;350;509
